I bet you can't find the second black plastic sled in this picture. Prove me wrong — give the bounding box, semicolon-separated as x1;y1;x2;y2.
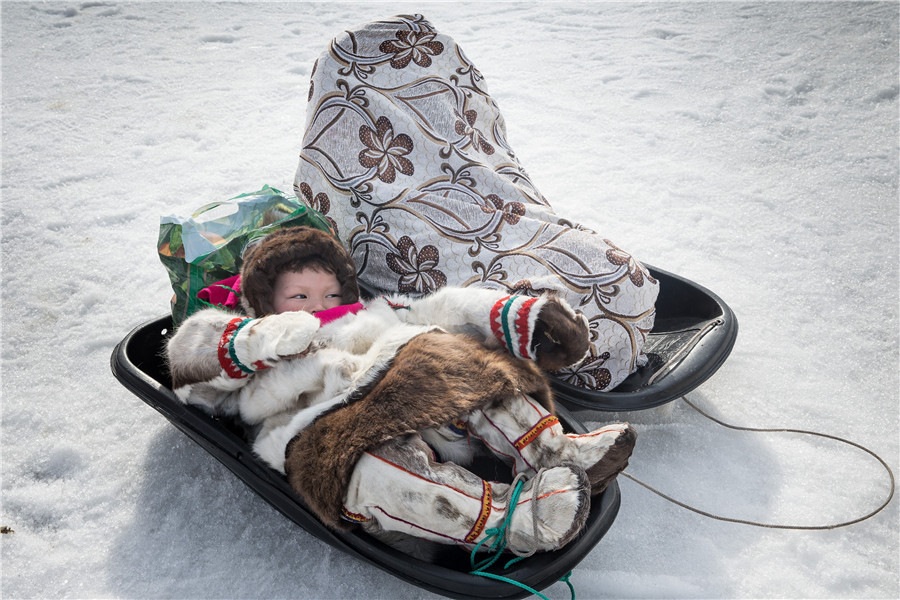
110;317;621;600
550;265;738;417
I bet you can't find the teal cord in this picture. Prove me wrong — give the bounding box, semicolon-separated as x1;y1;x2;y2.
469;479;525;572
212;283;239;296
468;479;577;600
196;297;228;311
560;571;576;599
469;571;551;600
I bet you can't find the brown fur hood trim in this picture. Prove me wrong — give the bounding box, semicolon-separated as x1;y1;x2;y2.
284;330;554;530
240;226;360;317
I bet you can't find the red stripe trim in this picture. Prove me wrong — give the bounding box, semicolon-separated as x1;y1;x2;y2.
366;453;485;502
513;415;559;451
565;426;623;439
373;507;468;544
217;318;249;379
515;297;540;359
489;296;511;346
464;481;492;543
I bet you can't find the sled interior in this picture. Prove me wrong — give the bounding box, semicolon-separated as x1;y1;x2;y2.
548;265;738;417
110;317;621;600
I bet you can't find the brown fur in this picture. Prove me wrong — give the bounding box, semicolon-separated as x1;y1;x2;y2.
531;299;590;371
284;330;555;530
584;426;637;495
168;319;226;388
240;227;360;317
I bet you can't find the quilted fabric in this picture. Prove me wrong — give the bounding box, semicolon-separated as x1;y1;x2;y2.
293;14;659;390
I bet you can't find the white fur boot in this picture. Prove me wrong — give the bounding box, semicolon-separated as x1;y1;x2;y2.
465;394;636;494
343;434;591;554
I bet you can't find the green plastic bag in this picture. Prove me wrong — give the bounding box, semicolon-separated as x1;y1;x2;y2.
158;185;334;327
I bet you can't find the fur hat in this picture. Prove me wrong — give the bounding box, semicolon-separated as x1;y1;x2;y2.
240;227;359;317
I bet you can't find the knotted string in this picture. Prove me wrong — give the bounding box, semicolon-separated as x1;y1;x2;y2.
468;473;577;600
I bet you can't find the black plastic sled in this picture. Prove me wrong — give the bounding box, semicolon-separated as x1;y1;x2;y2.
110;317;621;600
550;265;738;418
110;267;735;598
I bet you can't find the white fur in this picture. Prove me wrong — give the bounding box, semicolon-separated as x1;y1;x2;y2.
167;289;584;473
420;428;478;465
231;310;320;366
399;287;507;334
253;394;348;473
400;289;551;360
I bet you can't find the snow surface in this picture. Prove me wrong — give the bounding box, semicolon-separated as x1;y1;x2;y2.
2;1;898;598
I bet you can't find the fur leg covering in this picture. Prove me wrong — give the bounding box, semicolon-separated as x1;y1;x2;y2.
284;331;554;530
344;434;591;553
467;393;637;494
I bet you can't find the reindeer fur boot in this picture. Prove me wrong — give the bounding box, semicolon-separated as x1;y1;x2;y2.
342;433;591;554
465;394;636;495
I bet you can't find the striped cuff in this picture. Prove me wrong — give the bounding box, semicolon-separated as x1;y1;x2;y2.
217;317;270;379
489;295;546;361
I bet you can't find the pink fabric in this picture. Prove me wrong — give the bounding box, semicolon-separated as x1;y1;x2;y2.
197;275;242;311
199;274;363;324
314;302;365;325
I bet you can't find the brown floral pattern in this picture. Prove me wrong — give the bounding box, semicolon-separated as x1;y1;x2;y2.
379;30;444;69
605;240;657;288
386;236;448;293
483;194;525;225
295;15;659;390
359;116;415;184
556;352;612;390
296;181;338;235
455;109;494;155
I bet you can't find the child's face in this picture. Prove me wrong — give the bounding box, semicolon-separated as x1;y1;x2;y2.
272;268;343;314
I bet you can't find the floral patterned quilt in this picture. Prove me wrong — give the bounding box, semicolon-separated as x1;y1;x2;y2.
293;14;659;391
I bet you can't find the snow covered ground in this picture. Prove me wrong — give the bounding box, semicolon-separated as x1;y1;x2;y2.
2;1;897;598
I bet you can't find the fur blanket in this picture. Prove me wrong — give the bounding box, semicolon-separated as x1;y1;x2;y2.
292;14;659;391
284;330;553;530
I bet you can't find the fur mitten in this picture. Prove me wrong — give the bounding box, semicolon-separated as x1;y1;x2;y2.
531;299;591;371
228;311;320;370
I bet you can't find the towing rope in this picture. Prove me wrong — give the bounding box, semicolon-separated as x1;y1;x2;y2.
622;396;896;530
465;394;894;598
469;472;577;600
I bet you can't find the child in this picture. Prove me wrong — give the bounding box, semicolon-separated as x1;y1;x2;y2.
167;226;636;555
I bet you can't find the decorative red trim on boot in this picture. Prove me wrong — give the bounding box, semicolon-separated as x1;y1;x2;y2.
340;506;372;523
513;415;560;451
465;480;493;543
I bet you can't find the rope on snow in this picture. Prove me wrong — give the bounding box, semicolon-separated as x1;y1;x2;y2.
622;396;896;530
